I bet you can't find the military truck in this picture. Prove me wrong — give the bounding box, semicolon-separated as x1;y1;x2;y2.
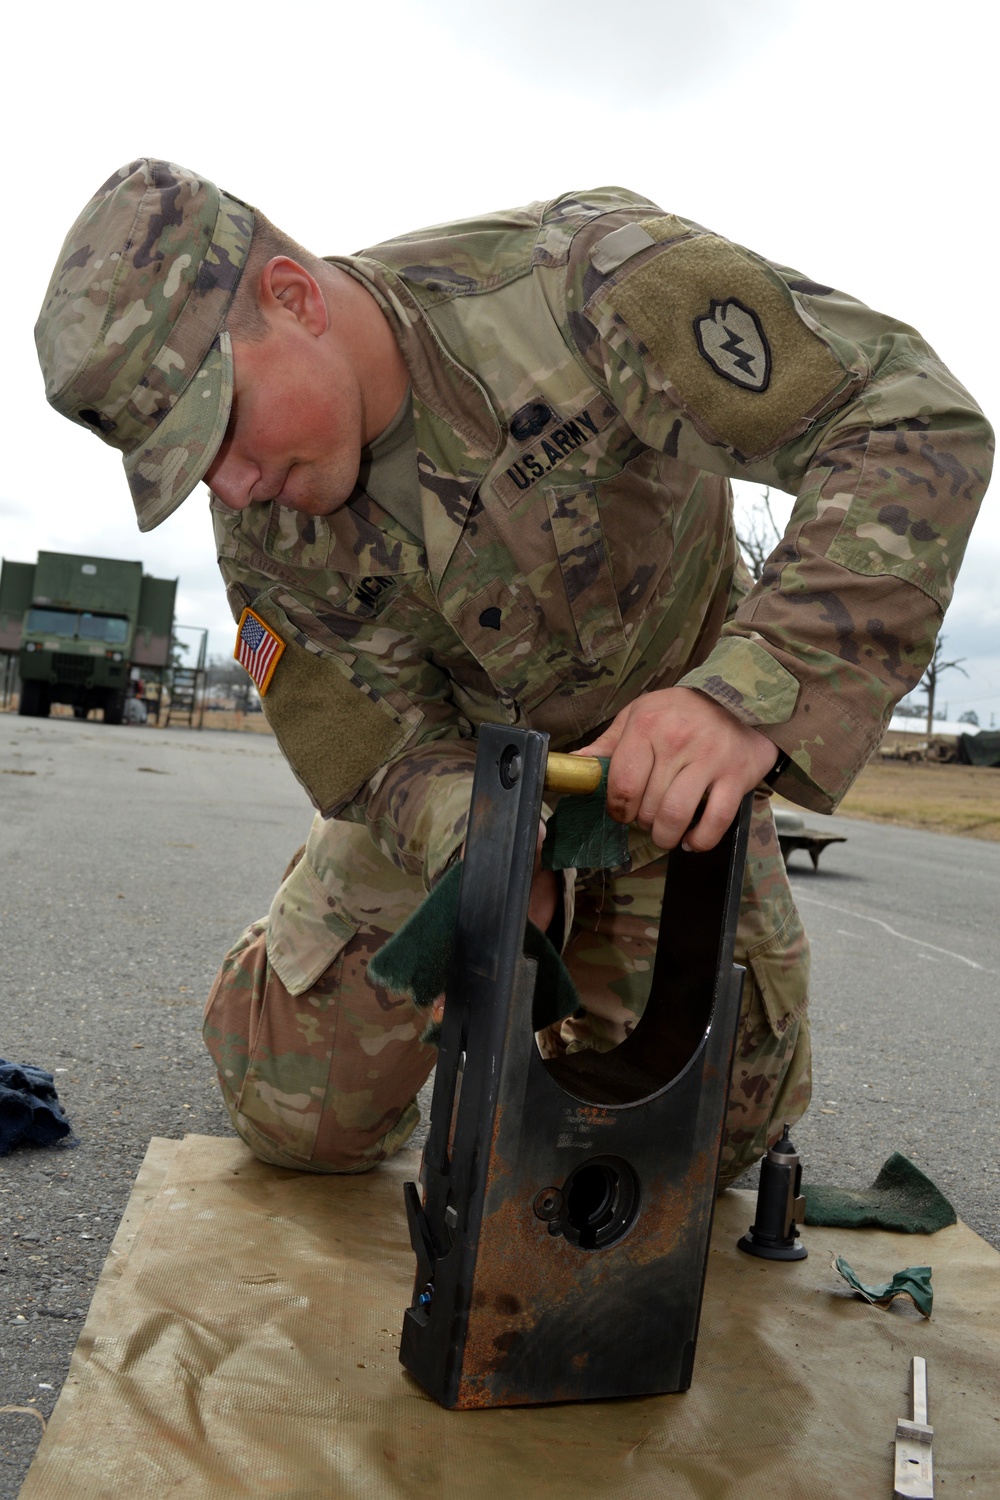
0;552;176;723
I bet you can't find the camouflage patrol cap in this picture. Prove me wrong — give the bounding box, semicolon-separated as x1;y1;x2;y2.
35;160;254;532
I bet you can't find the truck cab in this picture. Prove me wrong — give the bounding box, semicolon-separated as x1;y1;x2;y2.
1;552;176;722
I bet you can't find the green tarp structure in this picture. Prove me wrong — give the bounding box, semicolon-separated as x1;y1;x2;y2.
959;730;1000;766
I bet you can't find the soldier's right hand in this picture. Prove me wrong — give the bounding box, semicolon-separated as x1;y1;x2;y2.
575;686;779;853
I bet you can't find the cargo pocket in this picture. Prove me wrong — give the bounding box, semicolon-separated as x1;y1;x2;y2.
744;904;810;1039
266;853;360;996
218;854;366;1170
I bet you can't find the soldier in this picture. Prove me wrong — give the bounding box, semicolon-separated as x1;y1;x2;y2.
35;161;993;1185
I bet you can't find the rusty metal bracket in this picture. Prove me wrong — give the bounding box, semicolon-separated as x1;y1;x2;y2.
400;724;752;1408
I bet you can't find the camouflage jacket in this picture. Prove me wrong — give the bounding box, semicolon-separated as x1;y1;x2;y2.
215;187;992;887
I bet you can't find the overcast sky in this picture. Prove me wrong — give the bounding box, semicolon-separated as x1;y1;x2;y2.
5;0;997;720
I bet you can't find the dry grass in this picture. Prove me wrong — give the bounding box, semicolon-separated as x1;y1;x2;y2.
824;760;1000;842
178;709;274;735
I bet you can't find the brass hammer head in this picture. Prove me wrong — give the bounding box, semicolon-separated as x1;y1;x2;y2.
544;753;603;796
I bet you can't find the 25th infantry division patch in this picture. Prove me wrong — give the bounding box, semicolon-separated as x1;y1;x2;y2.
604;230;849;459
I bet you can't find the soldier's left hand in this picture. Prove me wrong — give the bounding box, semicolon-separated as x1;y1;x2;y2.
576;686;779;852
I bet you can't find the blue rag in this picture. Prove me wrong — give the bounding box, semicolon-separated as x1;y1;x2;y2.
0;1058;72;1155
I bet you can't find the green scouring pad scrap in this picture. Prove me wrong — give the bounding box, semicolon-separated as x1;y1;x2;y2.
367;862;579;1035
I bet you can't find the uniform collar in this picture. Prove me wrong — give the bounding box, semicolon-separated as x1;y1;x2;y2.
329;255;503;588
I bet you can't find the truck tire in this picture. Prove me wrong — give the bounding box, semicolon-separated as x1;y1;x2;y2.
18;681;50;717
103;691;125;725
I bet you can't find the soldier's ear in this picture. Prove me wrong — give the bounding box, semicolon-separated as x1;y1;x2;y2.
259;257;329;336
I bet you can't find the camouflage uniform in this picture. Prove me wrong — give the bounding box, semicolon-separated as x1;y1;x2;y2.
35;169;992;1183
203;790;809;1188
201;188;988;1180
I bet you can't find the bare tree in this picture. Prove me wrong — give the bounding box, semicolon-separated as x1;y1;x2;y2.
734;489;781;582
919;636;967;735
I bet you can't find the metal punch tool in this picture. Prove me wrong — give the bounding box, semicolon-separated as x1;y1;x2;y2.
894;1356;933;1498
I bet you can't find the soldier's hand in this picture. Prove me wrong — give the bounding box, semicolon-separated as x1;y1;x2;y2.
576;686;779;852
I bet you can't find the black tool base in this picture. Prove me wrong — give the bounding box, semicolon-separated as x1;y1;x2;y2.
400;726;753;1409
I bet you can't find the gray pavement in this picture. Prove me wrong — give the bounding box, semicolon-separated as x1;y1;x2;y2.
1;714;312;1496
776;808;1000;1248
1;713;997;1493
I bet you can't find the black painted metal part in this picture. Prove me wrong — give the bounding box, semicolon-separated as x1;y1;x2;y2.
737;1124;808;1261
400;725;753;1409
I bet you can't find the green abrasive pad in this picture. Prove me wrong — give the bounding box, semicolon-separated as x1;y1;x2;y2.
833;1256;933;1317
542;759;629;872
368;760;632;1035
366;862;579;1034
803;1153;956;1234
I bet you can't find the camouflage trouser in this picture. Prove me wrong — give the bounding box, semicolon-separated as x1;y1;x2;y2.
203;793;810;1190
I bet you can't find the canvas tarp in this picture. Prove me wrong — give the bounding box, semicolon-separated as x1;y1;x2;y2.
959;730;1000;767
18;1135;1000;1500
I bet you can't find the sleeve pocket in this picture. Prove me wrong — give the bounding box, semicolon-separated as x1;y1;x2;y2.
825;430;957;609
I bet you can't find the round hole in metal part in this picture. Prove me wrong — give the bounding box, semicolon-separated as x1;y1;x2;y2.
533;1187;563;1222
499;745;522;788
561;1156;640;1250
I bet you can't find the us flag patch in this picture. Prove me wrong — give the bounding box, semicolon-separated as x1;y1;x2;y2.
233;607;285;695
